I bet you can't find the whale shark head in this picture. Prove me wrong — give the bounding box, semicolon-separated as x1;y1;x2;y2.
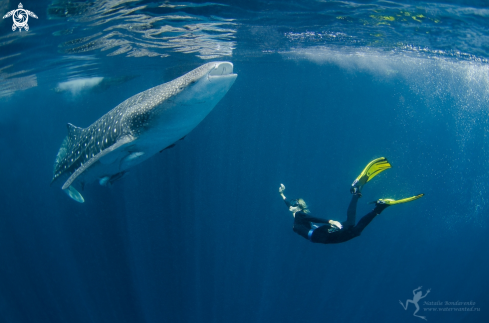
124;61;237;142
52;62;237;201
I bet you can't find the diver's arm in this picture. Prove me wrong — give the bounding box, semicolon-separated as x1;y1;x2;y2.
328;220;343;229
279;184;293;207
300;214;342;229
279;183;286;200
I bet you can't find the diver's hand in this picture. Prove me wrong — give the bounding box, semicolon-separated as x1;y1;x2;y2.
279;184;286;200
329;220;342;229
279;184;285;193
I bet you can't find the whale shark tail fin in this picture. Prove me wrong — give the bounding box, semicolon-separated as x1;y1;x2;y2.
53;137;68;174
64;186;85;203
53;124;86;181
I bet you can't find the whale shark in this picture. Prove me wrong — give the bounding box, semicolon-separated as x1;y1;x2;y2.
52;62;237;202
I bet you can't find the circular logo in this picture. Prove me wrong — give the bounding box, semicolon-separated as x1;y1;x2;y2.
2;3;38;32
13;9;28;29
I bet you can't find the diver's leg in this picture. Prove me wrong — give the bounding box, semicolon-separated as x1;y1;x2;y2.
344;194;360;228
350;204;387;236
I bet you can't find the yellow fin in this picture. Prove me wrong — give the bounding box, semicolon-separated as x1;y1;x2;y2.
377;193;424;205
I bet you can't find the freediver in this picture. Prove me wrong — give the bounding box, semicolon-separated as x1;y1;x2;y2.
279;157;424;244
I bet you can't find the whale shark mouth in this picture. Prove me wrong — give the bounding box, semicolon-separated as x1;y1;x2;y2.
208;62;234;77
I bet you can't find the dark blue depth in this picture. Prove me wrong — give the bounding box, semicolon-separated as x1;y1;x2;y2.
1;56;488;323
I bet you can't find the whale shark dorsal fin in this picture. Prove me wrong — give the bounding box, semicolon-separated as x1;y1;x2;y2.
61;135;135;190
67;123;85;139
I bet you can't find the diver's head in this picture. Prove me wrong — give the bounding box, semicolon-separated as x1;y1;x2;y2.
289;198;310;214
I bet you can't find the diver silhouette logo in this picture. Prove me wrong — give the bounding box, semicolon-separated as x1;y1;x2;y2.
399;286;431;321
2;3;38;32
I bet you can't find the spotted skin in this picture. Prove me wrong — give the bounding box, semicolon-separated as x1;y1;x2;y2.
52;62;237;199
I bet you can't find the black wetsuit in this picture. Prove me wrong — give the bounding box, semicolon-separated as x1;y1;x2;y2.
285;195;385;244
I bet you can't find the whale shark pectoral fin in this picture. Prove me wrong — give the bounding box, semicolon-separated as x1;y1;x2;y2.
61;135;135;190
99;171;128;186
99;176;110;186
63;186;85;203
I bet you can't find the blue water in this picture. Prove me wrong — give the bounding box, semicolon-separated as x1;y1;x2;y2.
1;1;488;322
